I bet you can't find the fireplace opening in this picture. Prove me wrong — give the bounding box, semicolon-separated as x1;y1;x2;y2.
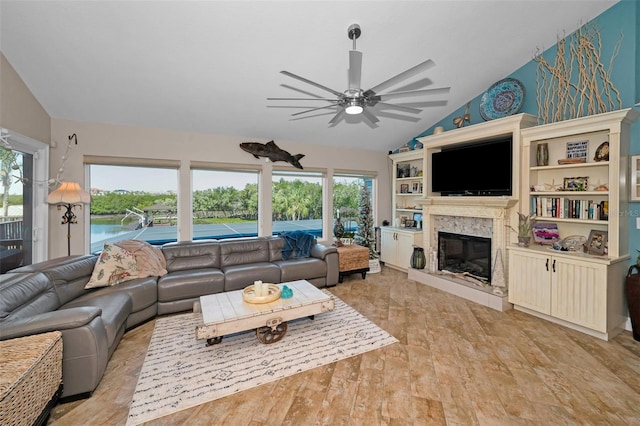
438;232;491;282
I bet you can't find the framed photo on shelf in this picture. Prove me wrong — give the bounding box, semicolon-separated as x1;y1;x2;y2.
400;184;410;193
563;176;588;191
397;164;410;178
404;220;415;228
587;230;607;255
411;182;420;193
532;222;560;244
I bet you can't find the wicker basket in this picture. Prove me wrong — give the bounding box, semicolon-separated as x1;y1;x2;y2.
0;331;63;426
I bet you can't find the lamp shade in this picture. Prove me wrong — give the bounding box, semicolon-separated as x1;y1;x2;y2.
47;181;91;205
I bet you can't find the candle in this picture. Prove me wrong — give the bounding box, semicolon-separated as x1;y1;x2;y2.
254;280;263;296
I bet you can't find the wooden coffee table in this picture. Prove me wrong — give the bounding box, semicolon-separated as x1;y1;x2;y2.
195;280;334;345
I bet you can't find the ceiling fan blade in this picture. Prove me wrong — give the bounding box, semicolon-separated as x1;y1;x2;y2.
362;108;380;124
291;110;338;121
267;97;336;101
378;87;451;101
374;102;422;114
393;78;433;92
329;109;346;125
364;59;435;96
291;103;340;117
281;71;344;98
280;84;326;98
348;50;362;91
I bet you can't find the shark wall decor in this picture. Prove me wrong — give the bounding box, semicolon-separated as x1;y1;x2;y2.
239;140;305;169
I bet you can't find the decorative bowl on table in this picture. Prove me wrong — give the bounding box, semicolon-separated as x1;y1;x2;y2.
242;284;281;304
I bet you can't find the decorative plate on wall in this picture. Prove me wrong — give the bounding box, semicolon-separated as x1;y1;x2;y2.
479;78;525;120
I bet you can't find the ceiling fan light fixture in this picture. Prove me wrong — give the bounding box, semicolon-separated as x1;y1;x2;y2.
345;99;364;115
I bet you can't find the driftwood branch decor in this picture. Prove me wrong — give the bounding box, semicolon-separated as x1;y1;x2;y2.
533;21;622;124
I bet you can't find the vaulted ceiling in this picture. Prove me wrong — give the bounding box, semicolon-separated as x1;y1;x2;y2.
0;1;618;152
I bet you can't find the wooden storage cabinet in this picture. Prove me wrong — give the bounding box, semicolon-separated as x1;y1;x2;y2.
508;249;552;314
508;245;626;338
380;227;421;271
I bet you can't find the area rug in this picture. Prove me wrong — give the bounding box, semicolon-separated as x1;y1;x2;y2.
126;291;398;425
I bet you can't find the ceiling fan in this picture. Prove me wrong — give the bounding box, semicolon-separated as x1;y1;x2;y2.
268;24;450;126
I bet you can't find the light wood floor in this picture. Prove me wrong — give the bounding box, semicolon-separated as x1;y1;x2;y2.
49;267;640;425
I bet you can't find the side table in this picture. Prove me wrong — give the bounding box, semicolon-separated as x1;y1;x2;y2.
0;331;63;426
337;244;370;283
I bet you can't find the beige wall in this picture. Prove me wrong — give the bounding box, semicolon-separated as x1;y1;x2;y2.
50;118;392;257
0;53;50;143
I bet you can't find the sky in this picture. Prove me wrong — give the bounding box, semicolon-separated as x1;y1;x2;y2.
91;165;256;193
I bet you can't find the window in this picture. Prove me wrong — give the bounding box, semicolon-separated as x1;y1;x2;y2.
272;170;323;237
333;173;376;239
191;168;259;239
88;162;178;252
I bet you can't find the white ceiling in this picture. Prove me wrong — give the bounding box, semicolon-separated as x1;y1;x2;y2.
0;0;618;153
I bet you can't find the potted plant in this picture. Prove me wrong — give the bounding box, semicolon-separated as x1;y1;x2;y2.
510;212;535;247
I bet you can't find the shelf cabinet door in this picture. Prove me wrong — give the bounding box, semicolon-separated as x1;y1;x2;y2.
396;231;415;269
380;228;397;265
551;257;607;332
508;250;552;314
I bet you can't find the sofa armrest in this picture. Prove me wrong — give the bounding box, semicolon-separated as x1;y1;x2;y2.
0;306;102;340
310;243;337;260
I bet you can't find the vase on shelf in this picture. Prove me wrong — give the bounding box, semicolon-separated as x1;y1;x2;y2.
536;143;549;166
517;236;531;247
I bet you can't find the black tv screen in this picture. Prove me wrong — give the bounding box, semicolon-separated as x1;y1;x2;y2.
431;138;513;196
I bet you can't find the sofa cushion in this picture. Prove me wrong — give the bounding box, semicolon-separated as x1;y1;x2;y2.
222;263;281;292
43;255;100;305
61;292;132;348
220;239;270;267
162;240;220;272
157;269;225;303
275;258;327;283
0;272;60;322
86;242;142;289
73;276;157;315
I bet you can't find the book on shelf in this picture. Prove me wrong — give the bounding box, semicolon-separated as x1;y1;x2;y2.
531;196;608;221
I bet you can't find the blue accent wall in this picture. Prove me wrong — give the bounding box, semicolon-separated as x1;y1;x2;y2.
410;0;639;267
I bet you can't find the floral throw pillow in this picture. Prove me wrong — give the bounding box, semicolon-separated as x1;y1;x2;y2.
85;242;141;289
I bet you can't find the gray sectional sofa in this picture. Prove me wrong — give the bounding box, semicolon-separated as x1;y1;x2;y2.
0;236;338;398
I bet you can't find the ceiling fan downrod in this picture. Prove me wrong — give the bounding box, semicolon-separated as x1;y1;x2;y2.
348;23;361;50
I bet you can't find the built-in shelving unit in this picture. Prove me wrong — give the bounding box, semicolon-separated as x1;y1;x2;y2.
509;108;639;340
383;149;424;271
389;150;424;227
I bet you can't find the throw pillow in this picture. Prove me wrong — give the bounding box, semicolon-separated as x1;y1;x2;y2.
85;242;141;289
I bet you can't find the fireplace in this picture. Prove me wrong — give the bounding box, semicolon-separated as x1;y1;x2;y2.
438;232;491;283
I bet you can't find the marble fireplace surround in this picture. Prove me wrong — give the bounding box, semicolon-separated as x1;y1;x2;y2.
408;196;518;311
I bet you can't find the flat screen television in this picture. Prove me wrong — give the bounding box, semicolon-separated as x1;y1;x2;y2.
431;137;513;196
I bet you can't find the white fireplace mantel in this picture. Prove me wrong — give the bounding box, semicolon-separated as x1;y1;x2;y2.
410;195;518;311
419;196;518;210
